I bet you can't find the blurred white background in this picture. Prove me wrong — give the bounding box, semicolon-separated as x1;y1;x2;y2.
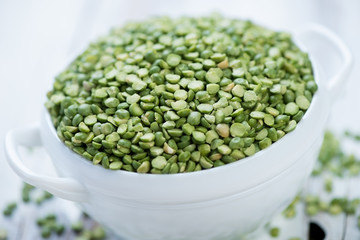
0;0;359;236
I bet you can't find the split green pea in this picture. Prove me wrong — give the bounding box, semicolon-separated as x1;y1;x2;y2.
46;14;316;173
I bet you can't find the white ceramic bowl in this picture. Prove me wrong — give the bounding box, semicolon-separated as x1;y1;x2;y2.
5;24;352;240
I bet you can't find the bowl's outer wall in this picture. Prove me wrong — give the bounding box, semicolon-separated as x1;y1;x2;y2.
81;140;320;240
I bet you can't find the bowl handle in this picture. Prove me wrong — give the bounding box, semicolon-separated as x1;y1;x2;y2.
295;24;353;101
5;126;88;202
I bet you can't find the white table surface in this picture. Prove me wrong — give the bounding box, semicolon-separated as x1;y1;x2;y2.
1;1;360;239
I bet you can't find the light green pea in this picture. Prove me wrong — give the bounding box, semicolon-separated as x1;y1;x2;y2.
149;147;164;156
165;74;181;83
244;91;257;102
163;143;176;154
101;123;114;135
174;89;188;100
306;204;318;216
166;54;181;67
296;95;310;110
104;97;119;108
228;137;242;150
266;107;280;116
218;145;232;155
232;85;244;97
78;104;92;116
206;84;220;94
198;144;211;156
132;81;147;91
206;130;219;144
269;227;280;238
182;123;195;135
206;69;221;83
285;102;299;115
204;114;215;124
213;97;228;109
230;123;246;137
328;204;342;215
216;124;230;138
284;120;297;132
244;144;256;156
197;104;213;114
259;138;272;149
127;94;141;104
199;156;213;169
187;111;201;125
84;115;97;125
192;131;206;143
72;114;83;126
188;80;204;92
250;111;265;119
171;100;187;111
151;156;167;169
106;132;120;142
255;128;268;141
137;161;150;173
109;161;123;170
232;68;245;78
94;88;108;98
129;103;143;116
79;122;90;133
264;114;275;126
169;163;179;174
178;151;191;162
140;133;155;142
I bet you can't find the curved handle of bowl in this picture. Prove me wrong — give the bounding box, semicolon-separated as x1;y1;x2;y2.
5;126;88;202
295;24;353;101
